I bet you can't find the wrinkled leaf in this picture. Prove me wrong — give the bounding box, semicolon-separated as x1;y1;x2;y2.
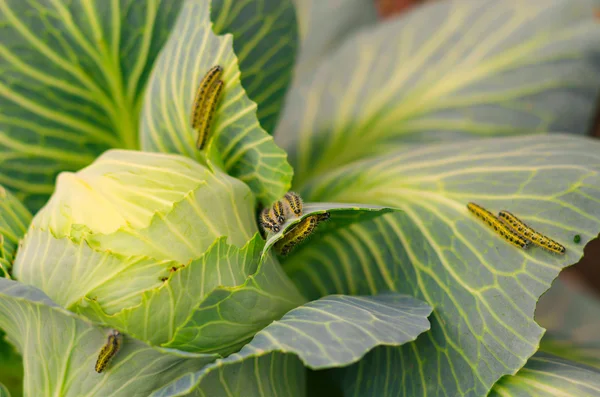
283;134;600;396
0;0;184;210
0;186;31;278
77;234;306;355
149;293;431;396
276;0;600;186
263;202;396;257
141;0;292;205
232;294;432;369
490;353;600;397
152;352;305;397
212;0;298;133
0;278;218;397
25;150;257;264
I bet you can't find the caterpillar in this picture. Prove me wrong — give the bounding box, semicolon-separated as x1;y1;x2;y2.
283;192;303;217
191;66;225;150
195;80;224;150
275;212;329;255
497;210;566;255
260;207;280;234
191;66;223;128
95;329;122;373
466;203;530;249
271;200;286;225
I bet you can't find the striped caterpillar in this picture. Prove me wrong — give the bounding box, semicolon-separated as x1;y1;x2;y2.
467;203;530;249
191;66;224;150
274;212;330;255
497;210;565;254
95;329;122;373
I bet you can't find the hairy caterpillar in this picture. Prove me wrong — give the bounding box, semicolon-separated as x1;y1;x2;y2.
260;207;281;234
95;329;122;373
275;212;330;255
271;200;286;224
191;66;224;150
497;210;565;255
283;192;303;217
467;203;530;249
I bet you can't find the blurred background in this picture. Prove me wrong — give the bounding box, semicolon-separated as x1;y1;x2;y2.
377;0;600;300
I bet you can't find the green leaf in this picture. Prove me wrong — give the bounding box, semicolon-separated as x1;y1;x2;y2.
74;234;305;355
291;0;377;80
536;279;600;369
211;0;298;133
149;293;431;396
140;0;292;205
490;353;600;397
0;0;184;210
0;278;218;397
232;294;432;369
282;134;600;396
262;202;396;258
0;186;31;278
0;331;22;397
276;0;600;187
152;352;306;397
0;383;10;397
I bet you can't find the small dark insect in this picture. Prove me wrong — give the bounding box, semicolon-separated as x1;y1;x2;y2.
574;234;581;244
160;276;168;282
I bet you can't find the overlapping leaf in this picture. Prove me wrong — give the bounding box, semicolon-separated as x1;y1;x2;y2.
152;352;306;397
149;293;431;396
140;0;292;205
0;186;31;278
211;0;298;133
77;235;306;355
490;353;600;397
262;202;396;257
26;150;257;264
281;134;600;396
0;278;218;397
0;0;184;210
276;0;600;186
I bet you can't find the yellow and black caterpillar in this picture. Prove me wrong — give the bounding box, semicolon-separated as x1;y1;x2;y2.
191;65;224;150
467;203;530;249
498;210;565;254
95;329;122;373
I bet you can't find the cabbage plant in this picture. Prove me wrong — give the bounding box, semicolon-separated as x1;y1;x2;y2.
1;0;600;396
